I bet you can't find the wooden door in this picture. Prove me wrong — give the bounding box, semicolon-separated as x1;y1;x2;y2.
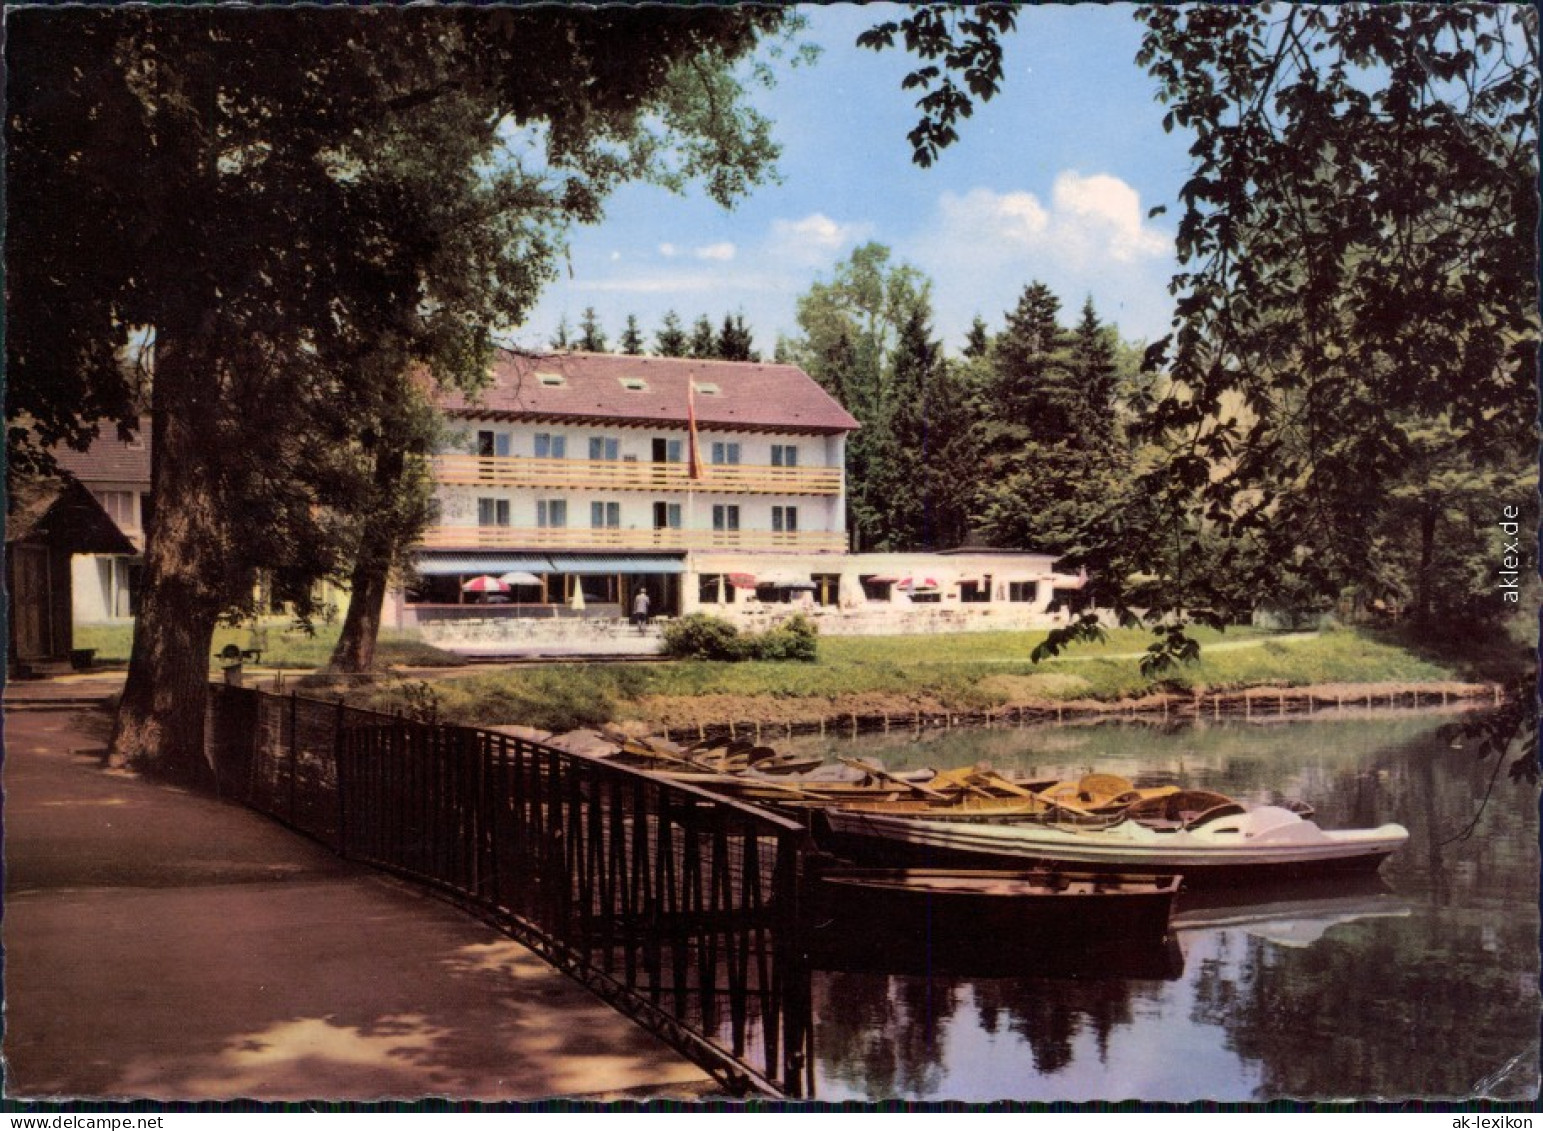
11;545;53;659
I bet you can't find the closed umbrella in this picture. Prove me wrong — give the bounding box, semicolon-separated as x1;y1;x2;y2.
570;582;587;611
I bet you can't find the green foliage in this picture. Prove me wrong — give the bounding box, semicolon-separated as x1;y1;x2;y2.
358;667;646;733
662;613;752;661
577;307;608;353
1115;5;1538;638
715;313;758;362
752;614;819;662
661;612;818;663
654;310;688;357
689;315;717;359
855;4;1020;168
619;315;645;356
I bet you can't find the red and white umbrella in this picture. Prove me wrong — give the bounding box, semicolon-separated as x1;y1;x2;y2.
461;575;511;593
897;576;941;592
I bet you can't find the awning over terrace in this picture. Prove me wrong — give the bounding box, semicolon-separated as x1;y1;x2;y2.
415;552;685;576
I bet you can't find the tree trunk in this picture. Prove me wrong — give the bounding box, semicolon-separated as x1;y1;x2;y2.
328;448;406;674
108;331;232;786
329;537;394;673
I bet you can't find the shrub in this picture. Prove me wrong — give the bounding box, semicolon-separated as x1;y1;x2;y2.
662;613;750;661
660;612;818;662
752;614;818;662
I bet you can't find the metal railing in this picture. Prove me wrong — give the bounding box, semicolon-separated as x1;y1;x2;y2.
434;453;842;497
205;685;814;1097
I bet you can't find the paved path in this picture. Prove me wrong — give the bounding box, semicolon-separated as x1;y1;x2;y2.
2;705;711;1102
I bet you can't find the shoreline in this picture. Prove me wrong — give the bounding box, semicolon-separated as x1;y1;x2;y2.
632;679;1504;745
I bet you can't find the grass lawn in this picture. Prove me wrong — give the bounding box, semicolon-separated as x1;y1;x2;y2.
348;622;1501;732
73;620;466;669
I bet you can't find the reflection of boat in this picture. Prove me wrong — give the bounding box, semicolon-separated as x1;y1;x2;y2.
816;804;1409;886
1173;879;1412;946
805;866;1181;972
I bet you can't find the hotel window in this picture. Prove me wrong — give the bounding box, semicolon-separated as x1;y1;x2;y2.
710;441;741;465
591;501;621;528
477;430;512;458
1008;581;1038;603
534;432;566;458
652;437;683;463
589;436;620;461
712;504;740;532
536;499;567;528
652;502;682;529
477;498;511;526
771;444;799;468
771;506;798;533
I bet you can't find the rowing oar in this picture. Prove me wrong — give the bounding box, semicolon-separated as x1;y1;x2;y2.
838;756;950;801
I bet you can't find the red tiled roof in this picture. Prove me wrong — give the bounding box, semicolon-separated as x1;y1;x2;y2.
50;423;151;485
438;351;860;434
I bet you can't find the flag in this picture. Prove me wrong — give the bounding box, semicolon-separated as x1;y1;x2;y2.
687;378;706;481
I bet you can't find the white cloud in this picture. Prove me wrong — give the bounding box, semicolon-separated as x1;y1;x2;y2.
932;174;1168;269
907;172;1177;347
767;213;875;266
1050;172;1171;262
657;242;679;258
694;242;736;262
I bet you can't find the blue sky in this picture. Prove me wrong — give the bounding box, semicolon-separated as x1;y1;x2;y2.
510;5;1195;359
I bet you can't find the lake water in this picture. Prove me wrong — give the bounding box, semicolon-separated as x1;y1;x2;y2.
780;713;1540;1102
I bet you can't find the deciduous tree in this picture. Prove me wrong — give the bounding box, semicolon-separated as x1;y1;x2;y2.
7;6;790;779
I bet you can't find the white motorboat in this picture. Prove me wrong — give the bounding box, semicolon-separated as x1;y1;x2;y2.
817;803;1409;886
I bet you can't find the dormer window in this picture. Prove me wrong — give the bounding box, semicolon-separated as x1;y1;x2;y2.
694;382;721;396
619;377;648;392
536;372;565;387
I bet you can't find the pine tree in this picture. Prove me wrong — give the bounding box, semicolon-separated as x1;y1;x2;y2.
1064;298;1120;446
962;315;991;359
550;316;572;351
715;312;757;361
620;314;645;355
688;314;717;359
654;311;688;357
578;306;607;352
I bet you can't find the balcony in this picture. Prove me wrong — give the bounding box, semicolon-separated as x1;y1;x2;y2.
433;454;843;496
419;525;847;554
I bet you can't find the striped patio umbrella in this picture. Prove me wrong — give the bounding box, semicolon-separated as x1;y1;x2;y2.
461;575;510;593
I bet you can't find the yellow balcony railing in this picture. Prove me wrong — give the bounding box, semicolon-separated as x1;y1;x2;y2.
419;525;847;554
433;454;843;496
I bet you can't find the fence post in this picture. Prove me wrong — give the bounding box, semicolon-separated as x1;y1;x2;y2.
334;697;347;857
287;691;299;823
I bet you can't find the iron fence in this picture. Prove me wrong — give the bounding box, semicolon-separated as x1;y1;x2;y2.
205;684;813;1097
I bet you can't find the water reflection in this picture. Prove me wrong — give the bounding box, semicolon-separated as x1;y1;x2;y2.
795;715;1539;1101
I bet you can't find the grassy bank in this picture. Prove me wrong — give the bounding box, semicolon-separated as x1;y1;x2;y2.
348;623;1511;733
73;621;466;669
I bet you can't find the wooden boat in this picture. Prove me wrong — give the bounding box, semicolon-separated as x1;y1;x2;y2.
804;866;1181;964
816;803;1409;886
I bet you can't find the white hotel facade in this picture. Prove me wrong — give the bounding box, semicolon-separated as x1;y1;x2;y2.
55;350;1086;641
390;350;1081;639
